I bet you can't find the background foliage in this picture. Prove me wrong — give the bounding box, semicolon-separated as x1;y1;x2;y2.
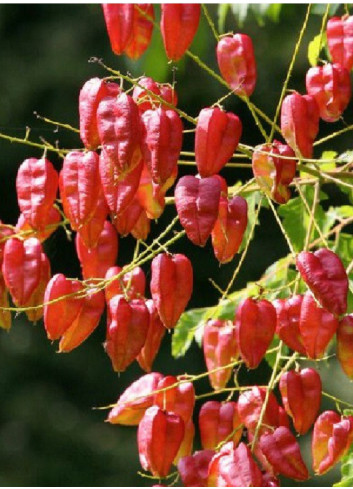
0;3;353;486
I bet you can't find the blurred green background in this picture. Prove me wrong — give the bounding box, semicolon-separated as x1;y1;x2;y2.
0;4;353;486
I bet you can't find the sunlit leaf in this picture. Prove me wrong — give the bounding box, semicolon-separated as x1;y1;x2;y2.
217;4;230;33
308;33;327;67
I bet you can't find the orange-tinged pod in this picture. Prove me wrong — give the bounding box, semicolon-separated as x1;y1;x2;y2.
137;299;166;372
16;158;59;230
124;4;154;60
138;405;185;478
43;273;85;341
273;295;306;355
337;314;353;378
280;92;320;159
97;93;141;175
208;441;263;487
235;297;276;369
177;449;215;487
238;386;284;436
312;410;353;475
202;319;239;390
79;77;120;150
102;4;134;55
216;34;257;97
105;266;146;302
105;295;149;372
174;418;195;464
136;162;168;220
279;368;322;435
131;209;151;241
99;150;143;217
2;237;42;306
0;222;14;265
76;220;118;279
199;401;243;450
160;4;200;61
15;207;61;243
60;151;101;231
107;372;164;425
306;63;351;122
195;107;242;177
59;288;105;353
259;426;309;481
252;140;297;204
327;16;353;71
154;375;195;423
24;251;51;323
296;248;348;317
141;108;183;185
150;253;193;329
0;274;11;330
299;292;339;359
211;195;248;264
76;190;109;249
174;175;221;247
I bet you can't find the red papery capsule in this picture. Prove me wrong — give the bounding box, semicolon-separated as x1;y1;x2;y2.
159;84;178;108
43;273;85;341
259;426;309;481
137;299;166;372
23;251;51;323
105;265;146;302
160;4;201;61
235;297;276;369
280;92;320;158
312;410;353;474
112;197;144;237
177;449;215;487
211;195;248;264
76;190;109;249
131;209;151;241
133;77;161;112
136;163;167;220
175;175;221;247
16;158;59;230
138;405;185;478
306;63;351;122
208;442;263;487
102;4;134;55
216;34;257;97
0;223;14;264
296;248;348;317
124;4;154;60
76;220;118;280
174;418;195;464
154;375;195;423
238;386;285;436
60;151;101;231
195;107;242;177
273;294;306;355
327;15;353;71
150;253;193;329
97;93;141;175
59;288;105;353
141;108;183;185
105;295;149;372
252;140;297;204
202;319;239;390
199;401;243;450
337;314;353;378
79;77;120;149
299;292;339;359
2;237;42;306
0;274;11;330
16;207;61;243
107;372;164;425
279;368;322;435
99;150;143;217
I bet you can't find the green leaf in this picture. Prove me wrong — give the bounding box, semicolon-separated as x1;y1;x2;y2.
261;257;297;300
265;4;282;22
217;4;230;33
308;32;327;67
311;4;340;15
172;308;206;358
231;4;250;26
334;442;353;487
265;336;289;368
239;191;263;253
320;150;337;172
